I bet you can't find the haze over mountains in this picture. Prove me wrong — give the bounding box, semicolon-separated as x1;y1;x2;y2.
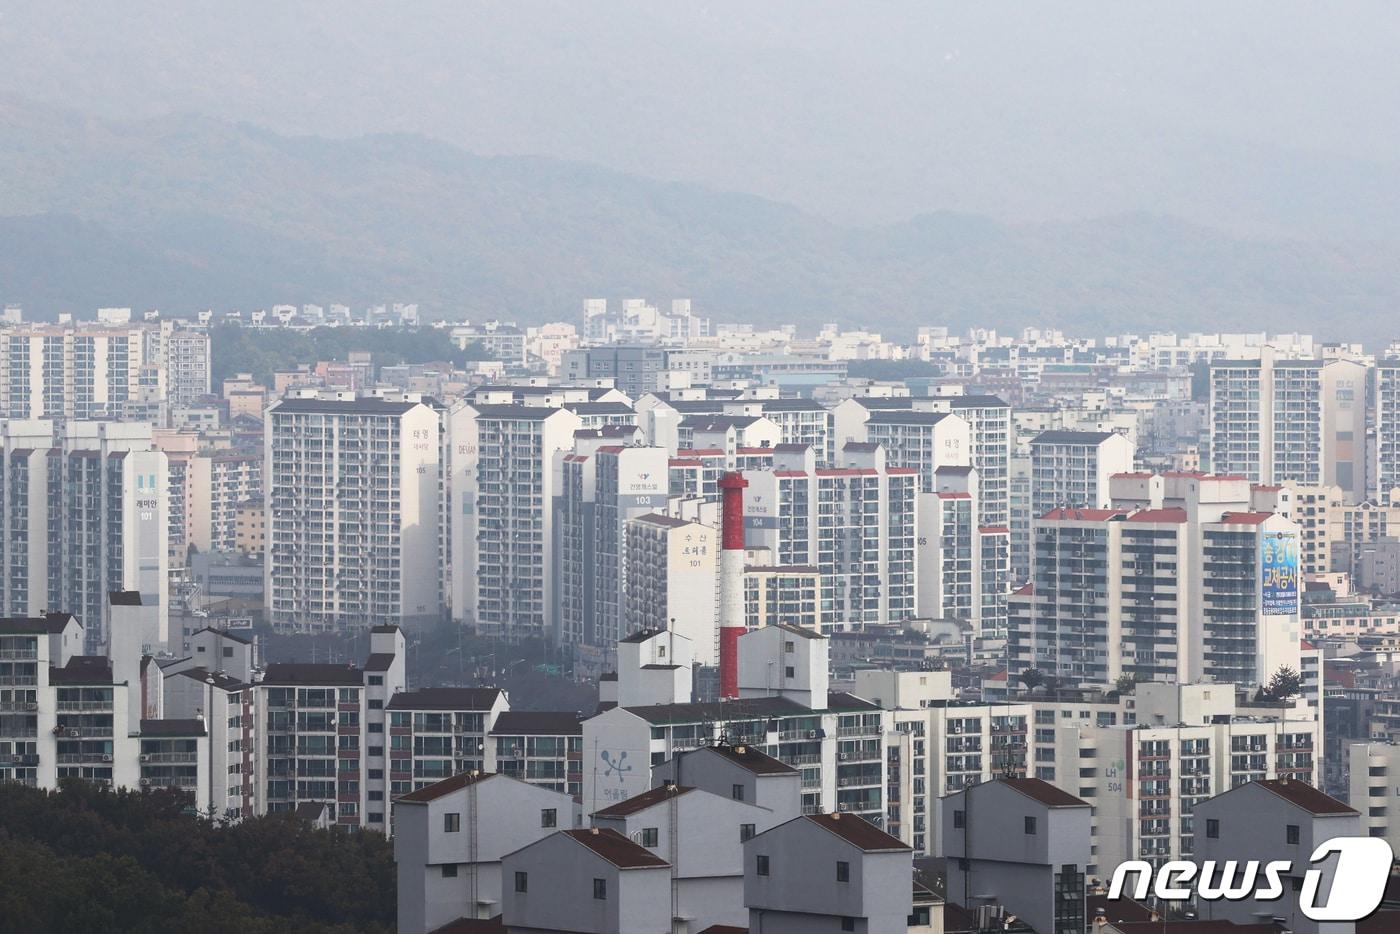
1;96;1397;341
2;3;1400;340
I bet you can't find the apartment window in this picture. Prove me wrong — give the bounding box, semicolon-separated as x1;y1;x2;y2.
641;827;659;847
368;675;383;686
541;808;557;828
953;809;965;829
732;784;745;802
592;878;607;900
369;723;383;733
842;919;856;932
1287;824;1300;845
1024;816;1037;835
369;699;383;710
785;666;796;678
836;860;850;882
1207;819;1220;839
740;823;756;842
441;864;458;878
368;748;383;758
756;855;770;876
514;871;528;893
444;813;461;833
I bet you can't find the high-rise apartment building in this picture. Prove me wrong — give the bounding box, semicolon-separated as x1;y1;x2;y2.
741;443;917;631
0;324;147;420
1028;430;1135;519
0;420;169;652
1010;473;1303;689
471;405;582;640
1211;350;1369;501
623;514;719;664
265;392;442;633
556;442;670;651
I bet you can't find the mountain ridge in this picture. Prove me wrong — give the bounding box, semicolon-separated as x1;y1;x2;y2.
0;97;1396;342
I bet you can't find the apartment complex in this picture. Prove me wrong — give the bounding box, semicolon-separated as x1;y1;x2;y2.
1211;350;1369;500
470;405;581;640
265;392;442;632
1011;473;1303;688
0;420;169;652
742;443;917;630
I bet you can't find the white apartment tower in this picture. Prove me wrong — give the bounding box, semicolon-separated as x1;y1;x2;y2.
1028;429;1135;519
742;442;917;631
472;405;582;640
265;392;442;632
556;441;670;650
1011;473;1303;689
0;420;169;653
623;514;719;665
0;323;147;420
1211;350;1370;501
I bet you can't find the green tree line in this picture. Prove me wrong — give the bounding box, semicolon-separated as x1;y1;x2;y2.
0;781;394;933
211;323;493;385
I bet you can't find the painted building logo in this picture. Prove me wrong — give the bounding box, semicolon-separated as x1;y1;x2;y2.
1261;530;1299;615
600;749;632;783
1109;836;1393;922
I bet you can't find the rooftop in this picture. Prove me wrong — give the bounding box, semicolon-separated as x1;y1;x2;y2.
396;770;497;804
1254;778;1357;815
140;718;208;737
1000;777;1091;808
592;783;694;818
260;662;363;686
804;813;911;852
386;688;504;711
562;828;671;869
701;743;798;775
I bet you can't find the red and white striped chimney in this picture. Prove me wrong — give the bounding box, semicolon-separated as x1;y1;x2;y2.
718;471;748;699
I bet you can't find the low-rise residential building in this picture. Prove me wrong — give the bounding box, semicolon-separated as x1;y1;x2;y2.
743;812;913;934
392;770;579;934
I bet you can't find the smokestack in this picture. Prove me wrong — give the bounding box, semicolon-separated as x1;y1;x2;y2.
718;471;748;699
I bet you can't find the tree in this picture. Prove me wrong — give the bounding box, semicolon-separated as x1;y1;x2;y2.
1018;668;1044;691
1114;674;1137;695
1264;665;1302;701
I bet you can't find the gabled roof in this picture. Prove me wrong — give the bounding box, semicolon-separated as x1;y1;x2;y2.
802;813;911;852
0;612;77;635
592;783;694;818
387;688;503;711
50;655;114;685
396;770;497;803
561;828;670;868
1254;778;1357;815
1000;777;1090;808
260;662;363;686
172;667;248;691
865;410;950;426
701;743;797;775
192;626;251;644
140;718;208;737
620;628;667;643
1030;429;1119;444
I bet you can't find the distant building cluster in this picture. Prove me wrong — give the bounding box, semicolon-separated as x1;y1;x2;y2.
6;297;1400;933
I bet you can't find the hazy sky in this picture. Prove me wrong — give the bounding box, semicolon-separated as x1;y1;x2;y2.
3;2;1398;236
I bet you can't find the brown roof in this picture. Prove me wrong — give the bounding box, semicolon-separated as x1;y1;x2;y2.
1254;778;1358;815
260;662;362;686
387;687;503;711
703;743;797;775
698;927;749;934
396;771;496;804
592;784;693;818
1001;777;1091;808
562;828;670;868
804;813;911;852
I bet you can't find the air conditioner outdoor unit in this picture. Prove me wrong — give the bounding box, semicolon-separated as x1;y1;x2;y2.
139;754;150;762
26;703;38;711
838;752;848;761
102;754;112;762
806;730;819;739
67;729;80;738
139;778;151;786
